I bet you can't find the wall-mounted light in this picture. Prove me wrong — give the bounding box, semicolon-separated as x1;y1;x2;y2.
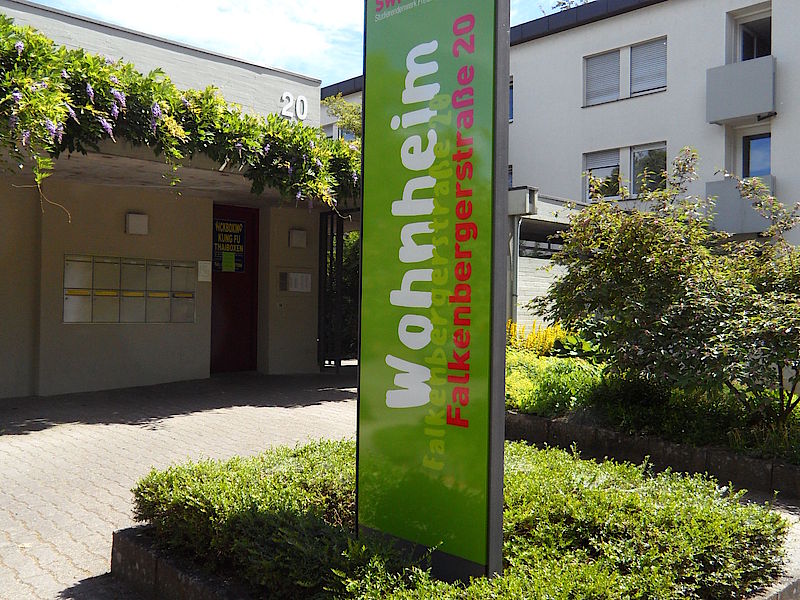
125;212;149;235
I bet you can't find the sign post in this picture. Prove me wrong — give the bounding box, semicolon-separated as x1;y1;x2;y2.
358;0;509;579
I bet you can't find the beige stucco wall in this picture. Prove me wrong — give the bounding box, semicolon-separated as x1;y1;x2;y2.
35;180;212;396
0;180;40;398
266;206;320;374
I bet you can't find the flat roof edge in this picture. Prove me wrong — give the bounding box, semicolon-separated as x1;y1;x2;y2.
510;0;670;46
322;75;364;99
323;0;672;97
0;0;321;86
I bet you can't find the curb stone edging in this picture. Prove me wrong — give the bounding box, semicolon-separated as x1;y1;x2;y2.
112;526;253;600
505;411;800;600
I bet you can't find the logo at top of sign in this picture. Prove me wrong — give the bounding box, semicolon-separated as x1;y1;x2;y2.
375;0;403;13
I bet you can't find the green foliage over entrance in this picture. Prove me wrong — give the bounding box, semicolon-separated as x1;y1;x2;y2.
0;15;360;210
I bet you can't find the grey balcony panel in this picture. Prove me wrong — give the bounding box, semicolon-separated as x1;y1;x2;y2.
706;177;773;234
706;56;775;124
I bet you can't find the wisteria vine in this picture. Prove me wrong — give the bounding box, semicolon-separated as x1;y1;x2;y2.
0;15;361;212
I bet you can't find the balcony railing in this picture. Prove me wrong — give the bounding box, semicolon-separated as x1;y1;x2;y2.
706;56;775;125
706;176;774;234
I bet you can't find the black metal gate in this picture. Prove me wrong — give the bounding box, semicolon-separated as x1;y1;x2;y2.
318;210;359;370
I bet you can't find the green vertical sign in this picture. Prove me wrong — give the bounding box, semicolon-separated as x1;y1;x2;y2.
359;0;507;575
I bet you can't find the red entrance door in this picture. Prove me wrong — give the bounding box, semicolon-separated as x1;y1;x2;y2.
211;204;259;372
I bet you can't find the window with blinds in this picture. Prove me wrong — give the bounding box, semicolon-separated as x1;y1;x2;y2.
584;149;620;201
585;50;620;106
631;37;667;95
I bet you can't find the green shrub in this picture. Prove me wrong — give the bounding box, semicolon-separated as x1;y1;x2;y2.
536;148;800;430
506;350;602;415
133;440;788;600
590;378;800;463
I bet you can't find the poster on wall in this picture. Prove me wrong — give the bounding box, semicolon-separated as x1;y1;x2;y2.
212;219;246;272
359;0;509;578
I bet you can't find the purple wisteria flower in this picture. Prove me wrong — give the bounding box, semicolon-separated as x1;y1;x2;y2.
109;75;119;84
21;129;30;146
235;142;243;150
110;103;119;119
263;143;270;154
55;123;64;144
111;88;126;108
97;116;115;140
8;115;18;130
11;90;22;103
86;82;94;103
315;158;322;169
66;104;79;124
44;119;57;139
150;102;161;133
103;56;113;65
309;141;315;149
180;96;190;108
61;69;69;79
287;164;293;175
296;191;302;201
351;171;358;183
14;41;23;55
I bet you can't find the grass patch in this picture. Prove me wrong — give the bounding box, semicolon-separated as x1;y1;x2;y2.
133;440;787;599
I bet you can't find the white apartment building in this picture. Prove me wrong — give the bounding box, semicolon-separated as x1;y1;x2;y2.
509;0;797;244
323;0;800;327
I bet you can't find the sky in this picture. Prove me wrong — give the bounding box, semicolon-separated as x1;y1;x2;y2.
29;1;566;86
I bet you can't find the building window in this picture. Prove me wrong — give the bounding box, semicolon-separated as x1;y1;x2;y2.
508;165;513;189
585;149;620;201
740;16;771;61
585;50;620;106
630;38;667;95
743;133;770;177
509;78;514;121
632;142;667;196
338;129;356;141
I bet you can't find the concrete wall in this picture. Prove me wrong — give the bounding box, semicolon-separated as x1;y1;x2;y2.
0;181;40;398
266;207;320;374
515;257;564;332
35;180;212;396
0;0;321;126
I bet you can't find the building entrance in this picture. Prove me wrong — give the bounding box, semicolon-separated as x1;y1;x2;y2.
211;204;259;372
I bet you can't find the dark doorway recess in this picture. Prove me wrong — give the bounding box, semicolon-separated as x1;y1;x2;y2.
318;210;359;370
211;204;259;373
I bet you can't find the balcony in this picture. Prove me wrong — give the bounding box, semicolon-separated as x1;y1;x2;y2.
706;176;774;234
706;56;775;125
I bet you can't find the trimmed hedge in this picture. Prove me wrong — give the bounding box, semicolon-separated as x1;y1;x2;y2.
133;440;787;599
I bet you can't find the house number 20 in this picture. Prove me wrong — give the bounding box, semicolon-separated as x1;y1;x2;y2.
280;92;308;121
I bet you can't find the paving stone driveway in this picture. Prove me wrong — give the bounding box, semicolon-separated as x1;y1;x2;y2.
0;369;358;600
